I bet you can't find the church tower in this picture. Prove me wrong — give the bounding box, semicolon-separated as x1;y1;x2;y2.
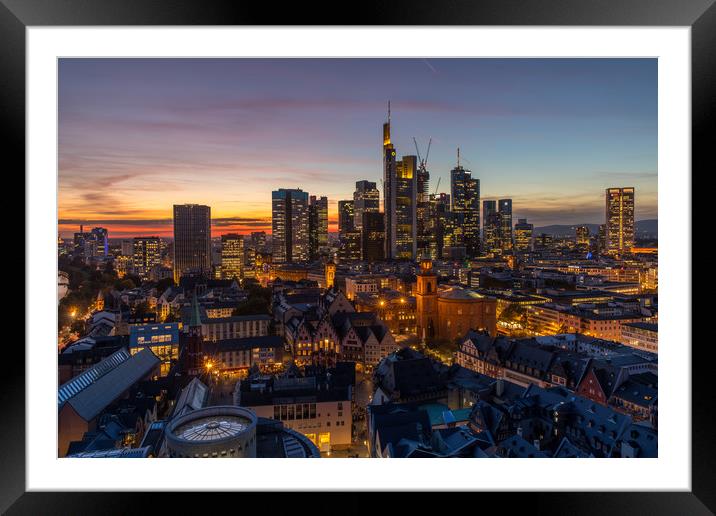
184;293;204;375
325;260;336;290
415;258;438;343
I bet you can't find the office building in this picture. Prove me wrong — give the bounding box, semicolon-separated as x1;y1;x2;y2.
221;233;244;280
576;225;590;248
133;236;162;281
121;239;134;257
514;218;534;252
450;152;481;257
272;188;309;263
498;199;513;252
338;200;355;235
382;106;417;260
606;187;635;254
353;181;379;232
482;200;500;255
598;224;607;254
362;211;385;262
91;227;109;257
308;195;328;261
173;204;212;283
415;147;435;259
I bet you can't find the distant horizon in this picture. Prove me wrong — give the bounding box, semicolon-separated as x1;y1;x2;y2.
59;58;657;238
59;217;659;241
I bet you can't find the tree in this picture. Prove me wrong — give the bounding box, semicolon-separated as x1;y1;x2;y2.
133;301;154;317
115;277;136;290
154;277;175;294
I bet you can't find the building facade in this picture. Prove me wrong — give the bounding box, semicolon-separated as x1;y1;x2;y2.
220;233;244;280
173;204;212;282
132;237;161;281
605;187;635;255
272;188;310;263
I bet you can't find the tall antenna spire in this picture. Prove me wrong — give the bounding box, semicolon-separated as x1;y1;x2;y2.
388;100;391;124
457;147;461;168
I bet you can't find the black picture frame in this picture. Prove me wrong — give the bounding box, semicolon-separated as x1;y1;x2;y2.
3;0;707;513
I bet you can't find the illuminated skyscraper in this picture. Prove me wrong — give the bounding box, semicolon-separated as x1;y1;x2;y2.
338;200;361;263
353;181;379;232
249;231;268;253
482;200;500;255
382;104;417;260
606;187;635;254
91;227;109;257
272;188;309;263
498;199;513;252
415;141;435;259
133;236;161;280
450;151;480;257
338;200;355;235
173;204;211;283
221;233;244;280
514;219;534;252
576;225;590;248
597;224;607;254
308;195;328;261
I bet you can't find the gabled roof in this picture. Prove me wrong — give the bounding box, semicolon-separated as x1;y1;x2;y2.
553;437;592;458
610;379;657;407
498;434;548;458
60;348;160;422
507;340;556;372
172;377;209;418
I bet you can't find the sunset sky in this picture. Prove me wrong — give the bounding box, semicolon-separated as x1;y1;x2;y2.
58;58;657;239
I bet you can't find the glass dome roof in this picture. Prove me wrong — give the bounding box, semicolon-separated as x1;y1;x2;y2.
174;415;249;442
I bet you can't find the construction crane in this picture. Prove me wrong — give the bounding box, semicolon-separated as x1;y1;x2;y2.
413;137;432;172
433;176;441;196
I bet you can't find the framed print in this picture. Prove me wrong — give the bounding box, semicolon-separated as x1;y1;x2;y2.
4;0;709;513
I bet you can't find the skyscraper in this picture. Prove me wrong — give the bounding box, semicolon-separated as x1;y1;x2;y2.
606;187;635;254
482;200;500;255
393;155;418;260
272;188;309;263
362;211;385;262
308;195;328;261
498;199;513;252
221;233;244;280
338;200;361;263
133;236;161;280
338;200;355;235
576;225;590;248
415;142;435;259
450;151;480;257
353;181;379;232
173;204;211;283
597;224;607;254
91;227;109;257
382;104;417;260
514;219;534;252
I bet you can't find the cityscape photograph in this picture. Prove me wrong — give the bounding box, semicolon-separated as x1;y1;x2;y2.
57;58;658;459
